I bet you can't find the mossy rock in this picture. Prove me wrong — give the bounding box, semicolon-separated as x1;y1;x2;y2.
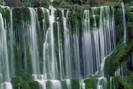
89;13;100;29
127;12;133;22
27;81;40;89
71;79;80;89
19;0;30;7
127;22;133;41
104;40;133;76
113;76;133;89
67;8;83;35
11;76;39;89
0;0;3;5
0;6;10;22
59;1;71;8
31;0;50;8
12;7;30;25
84;77;98;89
53;0;61;8
114;7;124;44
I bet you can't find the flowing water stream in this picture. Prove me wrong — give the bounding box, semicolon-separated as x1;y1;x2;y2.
121;2;127;44
0;13;13;89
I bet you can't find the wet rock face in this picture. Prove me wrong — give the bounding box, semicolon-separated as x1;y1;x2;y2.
5;0;22;7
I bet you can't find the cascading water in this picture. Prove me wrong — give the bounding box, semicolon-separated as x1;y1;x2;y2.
8;8;15;77
113;2;127;77
46;5;57;79
82;6;116;78
62;10;72;79
121;2;127;44
0;13;12;89
80;80;86;89
57;21;63;79
29;8;40;75
93;6;116;89
0;1;127;89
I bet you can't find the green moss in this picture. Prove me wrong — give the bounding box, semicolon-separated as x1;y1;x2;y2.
27;81;40;89
89;12;100;29
127;22;133;41
13;7;31;26
67;8;84;35
53;0;89;9
11;77;23;89
3;0;123;9
127;22;133;30
127;12;133;22
113;76;133;89
30;0;50;8
84;77;98;89
102;1;121;7
11;76;39;89
0;0;3;5
71;79;80;89
19;0;31;7
0;6;10;22
82;5;90;9
39;0;50;8
104;40;133;76
59;1;71;8
53;0;61;8
89;13;95;28
44;9;49;30
12;7;33;76
90;0;98;7
126;6;133;41
114;7;124;43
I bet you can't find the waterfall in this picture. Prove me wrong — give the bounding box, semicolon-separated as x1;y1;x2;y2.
80;80;85;89
49;5;56;79
82;10;94;75
37;5;116;89
95;6;115;89
66;79;71;89
62;10;72;79
82;6;116;77
57;21;64;79
121;2;127;44
8;8;15;77
43;5;57;79
0;13;13;89
0;3;120;89
29;8;40;75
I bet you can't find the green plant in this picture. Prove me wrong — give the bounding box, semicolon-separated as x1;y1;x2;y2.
11;75;40;89
0;0;3;5
113;76;133;89
19;0;31;7
104;40;133;76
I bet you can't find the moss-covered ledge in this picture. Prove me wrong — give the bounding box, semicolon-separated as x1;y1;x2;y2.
112;76;133;89
11;75;40;89
1;0;124;10
104;40;133;76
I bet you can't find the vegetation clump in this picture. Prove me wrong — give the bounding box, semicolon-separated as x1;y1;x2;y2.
11;75;40;89
84;77;98;89
113;76;133;89
104;40;133;76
